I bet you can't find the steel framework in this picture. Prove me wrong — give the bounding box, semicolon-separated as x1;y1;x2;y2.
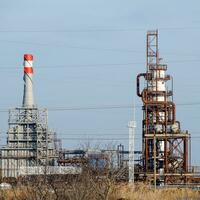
137;30;191;184
1;107;58;178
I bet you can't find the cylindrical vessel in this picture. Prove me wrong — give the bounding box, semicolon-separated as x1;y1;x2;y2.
22;54;34;108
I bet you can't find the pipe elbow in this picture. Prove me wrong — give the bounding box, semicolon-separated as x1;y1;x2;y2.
137;73;146;97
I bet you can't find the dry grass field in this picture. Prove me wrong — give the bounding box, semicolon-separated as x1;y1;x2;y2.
0;183;200;200
109;184;200;200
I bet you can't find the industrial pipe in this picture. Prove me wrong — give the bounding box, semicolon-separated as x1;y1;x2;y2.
137;73;146;97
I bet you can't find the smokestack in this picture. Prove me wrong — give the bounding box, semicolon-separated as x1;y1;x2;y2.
22;54;34;108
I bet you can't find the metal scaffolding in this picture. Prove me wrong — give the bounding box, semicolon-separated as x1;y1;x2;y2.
0;54;59;178
1;107;58;178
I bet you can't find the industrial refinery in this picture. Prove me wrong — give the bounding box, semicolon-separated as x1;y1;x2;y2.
1;54;59;177
0;30;199;187
136;30;191;184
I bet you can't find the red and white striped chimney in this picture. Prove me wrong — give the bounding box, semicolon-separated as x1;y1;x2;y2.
22;54;34;108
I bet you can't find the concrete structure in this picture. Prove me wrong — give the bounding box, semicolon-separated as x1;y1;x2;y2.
1;54;59;178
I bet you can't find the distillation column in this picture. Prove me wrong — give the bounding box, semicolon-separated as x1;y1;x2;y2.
137;30;190;184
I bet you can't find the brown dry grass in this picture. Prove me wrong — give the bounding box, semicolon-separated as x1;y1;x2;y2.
109;183;200;200
0;183;200;200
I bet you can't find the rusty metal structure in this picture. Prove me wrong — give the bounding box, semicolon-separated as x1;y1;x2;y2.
137;30;191;184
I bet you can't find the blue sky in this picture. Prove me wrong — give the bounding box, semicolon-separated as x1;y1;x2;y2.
0;0;200;165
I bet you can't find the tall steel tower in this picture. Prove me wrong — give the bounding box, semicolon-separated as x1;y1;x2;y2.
1;54;58;178
137;30;191;184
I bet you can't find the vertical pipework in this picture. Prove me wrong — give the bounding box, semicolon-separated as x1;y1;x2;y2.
137;30;190;184
22;54;34;108
184;133;189;172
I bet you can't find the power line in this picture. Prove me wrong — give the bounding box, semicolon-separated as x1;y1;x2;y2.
0;38;200;57
1;137;200;141
53;132;200;136
0;101;199;113
0;62;145;70
0;28;145;33
1;59;200;71
0;26;200;33
3;137;200;141
0;39;140;53
1;128;200;135
51;131;200;138
47;102;200;111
